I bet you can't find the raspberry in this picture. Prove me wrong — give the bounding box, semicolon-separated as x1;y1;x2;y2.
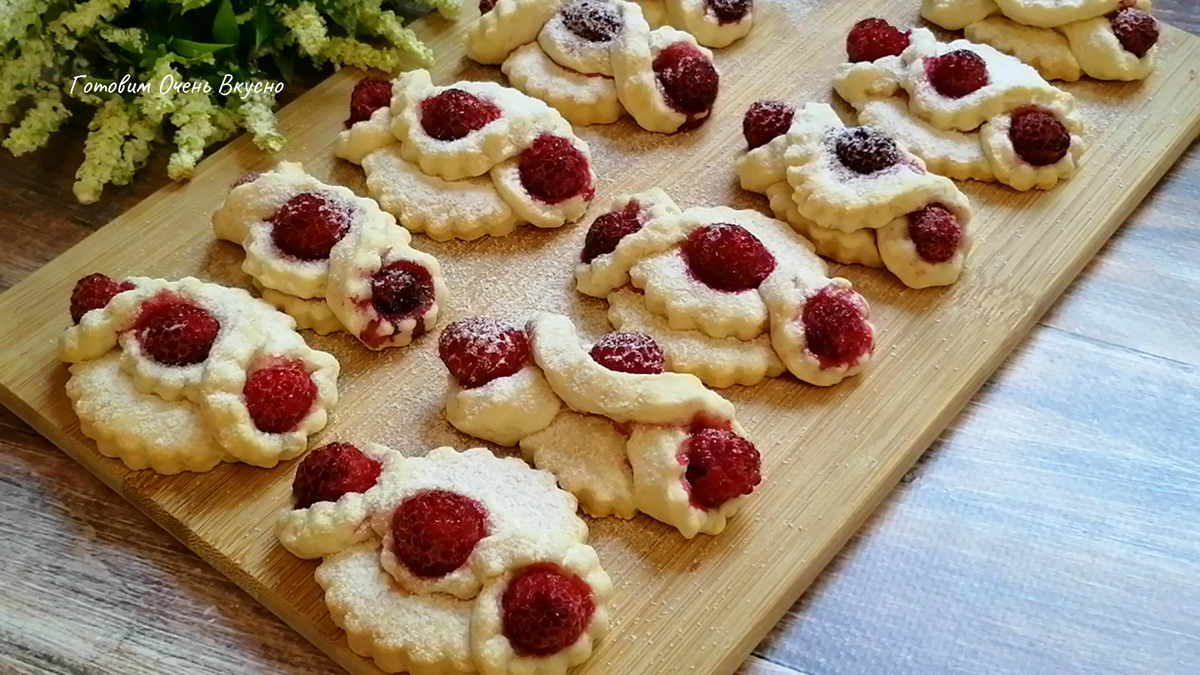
925;49;989;99
391;490;488;578
562;0;622;41
70;273;134;324
1110;8;1158;58
270;193;350;261
134;299;220;366
243;361;318;433
801;286;873;368
232;171;262;188
589;332;665;374
705;0;751;24
682;428;761;509
420;89;502;141
653;42;719;115
518;134;592;203
438;317;531;388
292;443;383;509
683;223;776;292
501;563;595;657
1009;107;1071;167
479;0;496;13
371;260;435;322
907;204;962;263
846;17;910;63
834;126;901;174
743;100;795;150
346;77;392;128
581;201;643;263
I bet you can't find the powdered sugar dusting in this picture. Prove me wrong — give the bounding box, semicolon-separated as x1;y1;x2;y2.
589;331;666;374
831;126;904;174
764;0;822;23
439;317;531;388
201;0;864;467
562;0;623;42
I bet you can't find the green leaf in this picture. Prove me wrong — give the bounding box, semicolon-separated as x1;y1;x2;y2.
271;50;294;85
136;41;172;69
171;38;235;59
180;0;214;12
254;0;274;50
213;0;240;45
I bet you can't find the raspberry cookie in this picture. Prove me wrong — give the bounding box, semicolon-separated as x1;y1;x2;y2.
213;161;449;348
465;0;723;132
736;102;973;289
335;71;597;240
577;190;877;384
276;443;611;675
472;536;612;675
1058;7;1160;81
831;22;1086;191
276;442;407;559
922;0;1159;81
61;275;339;472
632;0;753;48
436;312;764;537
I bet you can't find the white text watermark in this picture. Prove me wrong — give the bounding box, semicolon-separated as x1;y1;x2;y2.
69;74;284;100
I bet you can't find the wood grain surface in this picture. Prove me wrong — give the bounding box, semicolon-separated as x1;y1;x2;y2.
2;2;1198;674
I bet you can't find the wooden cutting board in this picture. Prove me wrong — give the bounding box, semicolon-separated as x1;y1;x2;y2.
2;2;1198;673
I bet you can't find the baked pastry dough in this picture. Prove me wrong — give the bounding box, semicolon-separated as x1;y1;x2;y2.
529;313;735;423
446;366;563;448
626;0;753;48
574;188;682;296
831;27;1086;192
783;104;971;231
253;280;343;335
902;30;1075;132
763;182;886;267
370;447;587;600
922;0;1152;27
436;313;764;537
61;275;339;472
1058;11;1157;81
537;3;618;75
978;99;1085;190
502;43;624;126
606;287;786;388
922;0;1159;81
625;422;755;537
277;443;610;675
335;70;596;239
965;16;1083;81
466;0;724;133
66;353;232;474
993;0;1149;28
325;220;448;350
661;0;753;49
518;411;637;518
390;71;573;182
276;442;409;559
611;21;718;132
464;0;569;65
921;0;1001;30
362;146;522;241
471;536;612;675
737;101;974;288
213;161;450;349
856;98;996;183
578;189;878;380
